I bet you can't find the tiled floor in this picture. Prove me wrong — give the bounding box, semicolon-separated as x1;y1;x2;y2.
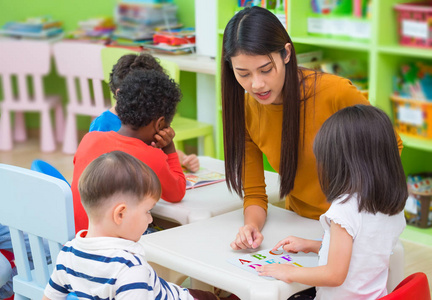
1;137;431;294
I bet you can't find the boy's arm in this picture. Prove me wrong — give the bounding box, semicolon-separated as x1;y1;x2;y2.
257;221;353;287
42;296;51;300
116;265;192;300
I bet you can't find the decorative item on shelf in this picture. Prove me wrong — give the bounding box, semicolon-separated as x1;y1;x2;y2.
65;17;115;44
405;173;432;228
308;0;371;41
394;2;432;49
0;16;63;40
392;62;432;140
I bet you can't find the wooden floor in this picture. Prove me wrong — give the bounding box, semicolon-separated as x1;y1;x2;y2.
1;137;431;294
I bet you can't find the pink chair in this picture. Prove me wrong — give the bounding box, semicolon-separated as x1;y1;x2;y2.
53;42;111;154
0;40;64;152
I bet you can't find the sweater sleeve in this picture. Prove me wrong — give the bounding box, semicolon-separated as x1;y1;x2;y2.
156;151;186;203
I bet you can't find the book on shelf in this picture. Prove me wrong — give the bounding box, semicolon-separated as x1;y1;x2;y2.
0;16;63;39
143;43;195;55
183;168;225;189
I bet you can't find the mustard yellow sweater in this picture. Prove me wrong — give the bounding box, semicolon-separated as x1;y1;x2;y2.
243;72;403;220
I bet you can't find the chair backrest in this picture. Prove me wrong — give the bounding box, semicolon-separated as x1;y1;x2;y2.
100;47;180;105
0;40;51;105
53;41;110;115
0;163;75;299
380;272;431;300
31;159;70;187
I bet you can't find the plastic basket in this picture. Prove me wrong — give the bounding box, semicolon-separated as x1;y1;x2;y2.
391;95;432;139
394;2;432;48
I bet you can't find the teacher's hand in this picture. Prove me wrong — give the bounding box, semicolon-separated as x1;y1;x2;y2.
230;224;263;250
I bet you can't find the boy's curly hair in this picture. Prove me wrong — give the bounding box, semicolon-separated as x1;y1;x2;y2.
109;53;164;94
116;69;182;129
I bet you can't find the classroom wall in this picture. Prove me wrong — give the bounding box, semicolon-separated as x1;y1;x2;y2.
0;0;197;130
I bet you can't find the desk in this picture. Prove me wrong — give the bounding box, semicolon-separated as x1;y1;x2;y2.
141;205;323;300
152;156;281;225
153;53;216;75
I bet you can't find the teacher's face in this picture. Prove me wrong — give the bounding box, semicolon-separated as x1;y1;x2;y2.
231;43;291;105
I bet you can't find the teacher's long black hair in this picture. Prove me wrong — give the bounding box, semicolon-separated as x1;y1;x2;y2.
221;6;314;199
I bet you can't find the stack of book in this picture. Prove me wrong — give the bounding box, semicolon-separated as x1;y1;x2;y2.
0;16;63;39
111;0;179;47
145;27;196;55
65;17;115;43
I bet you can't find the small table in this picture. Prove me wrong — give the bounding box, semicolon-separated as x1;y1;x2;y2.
152;156;282;225
141;205;323;300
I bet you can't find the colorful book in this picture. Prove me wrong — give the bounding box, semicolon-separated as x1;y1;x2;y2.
227;248;318;280
183;168;225;189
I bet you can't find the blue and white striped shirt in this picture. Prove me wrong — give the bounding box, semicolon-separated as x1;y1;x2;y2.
44;230;193;300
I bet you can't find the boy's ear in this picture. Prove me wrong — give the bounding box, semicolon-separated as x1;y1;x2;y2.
113;204;127;225
154;116;166;132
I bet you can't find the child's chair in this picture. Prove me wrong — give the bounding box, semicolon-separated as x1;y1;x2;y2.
100;47;215;157
380;272;431;300
0;163;75;300
30;159;70;187
0;40;64;152
53;41;111;154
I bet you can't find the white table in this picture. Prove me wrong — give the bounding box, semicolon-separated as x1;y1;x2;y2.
141;205;323;300
152;156;282;225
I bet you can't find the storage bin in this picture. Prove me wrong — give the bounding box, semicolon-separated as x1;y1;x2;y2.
394;2;432;48
406;173;432;228
391;95;432;139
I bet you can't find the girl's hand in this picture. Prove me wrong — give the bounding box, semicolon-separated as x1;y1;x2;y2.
152;127;176;153
256;263;295;283
272;236;313;254
182;154;200;172
230;224;263;250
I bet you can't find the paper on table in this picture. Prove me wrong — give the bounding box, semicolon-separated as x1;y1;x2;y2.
184;168;225;189
227;248;318;280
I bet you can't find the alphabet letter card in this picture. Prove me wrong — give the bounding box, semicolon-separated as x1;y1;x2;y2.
227;248;318;280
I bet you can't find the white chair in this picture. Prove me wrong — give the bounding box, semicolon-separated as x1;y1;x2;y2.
0;40;64;152
0;163;75;300
53;42;111;154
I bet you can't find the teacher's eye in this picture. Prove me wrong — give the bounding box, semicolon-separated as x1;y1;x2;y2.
262;68;272;74
237;73;249;78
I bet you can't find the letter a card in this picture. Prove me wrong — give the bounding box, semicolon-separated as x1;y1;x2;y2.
227;248;318;280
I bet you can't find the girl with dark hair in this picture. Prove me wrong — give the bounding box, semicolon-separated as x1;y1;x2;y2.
221;6;403;250
257;105;407;299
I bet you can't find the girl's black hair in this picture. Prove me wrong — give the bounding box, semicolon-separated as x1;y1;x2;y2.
313;105;407;215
